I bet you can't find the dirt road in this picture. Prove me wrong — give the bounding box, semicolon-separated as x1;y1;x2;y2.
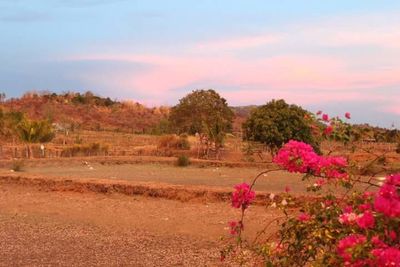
0;184;277;266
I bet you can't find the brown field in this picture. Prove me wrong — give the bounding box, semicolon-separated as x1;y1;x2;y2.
0;128;398;266
0;154;385;266
0;162;284;266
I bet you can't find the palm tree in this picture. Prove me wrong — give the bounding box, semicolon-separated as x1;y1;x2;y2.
16;118;55;158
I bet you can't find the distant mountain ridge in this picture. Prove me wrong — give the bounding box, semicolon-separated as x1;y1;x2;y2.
0;91;170;133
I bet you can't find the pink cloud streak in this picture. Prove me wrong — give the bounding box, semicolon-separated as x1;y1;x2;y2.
195;35;281;51
69;52;400;95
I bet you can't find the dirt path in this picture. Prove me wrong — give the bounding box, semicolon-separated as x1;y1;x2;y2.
0;184;278;266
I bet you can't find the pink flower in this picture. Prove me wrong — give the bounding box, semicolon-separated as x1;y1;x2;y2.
339;212;358;225
312;156;348;179
345;112;351;119
231;183;255;209
388;230;397;241
316;110;322;115
298;212;311;222
324;199;334;207
274;140;348;179
374;174;400;218
322;114;329;122
228;220;243;235
337;234;367;262
273;140;318;173
372;247;400;266
371;236;388;248
344;206;353;213
324;125;333;135
358;203;371;212
356;210;375;229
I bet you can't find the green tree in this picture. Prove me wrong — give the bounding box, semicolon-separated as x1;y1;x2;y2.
243;99;319;154
169;89;234;158
16;118;55;158
385;129;400;143
0;110;25;158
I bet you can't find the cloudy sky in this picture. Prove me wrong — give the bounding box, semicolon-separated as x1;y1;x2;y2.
0;0;399;127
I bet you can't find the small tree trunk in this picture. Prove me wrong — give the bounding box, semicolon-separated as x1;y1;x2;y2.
215;143;220;160
26;144;33;159
12;137;16;158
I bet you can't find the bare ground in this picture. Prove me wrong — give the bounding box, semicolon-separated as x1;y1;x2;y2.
0;183;279;266
9;161;305;193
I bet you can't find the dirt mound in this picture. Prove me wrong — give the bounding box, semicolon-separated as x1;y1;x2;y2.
0;172;313;207
0;155;273;169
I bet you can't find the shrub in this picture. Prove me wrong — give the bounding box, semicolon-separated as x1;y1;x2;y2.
60;142;109;157
176;155;190;167
74;135;83;144
223;112;400;266
177;135;191;150
11;160;25;172
243;99;319;154
158;135;190;150
150;118;171;135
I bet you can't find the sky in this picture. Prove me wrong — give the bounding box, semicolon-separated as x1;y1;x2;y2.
0;0;399;128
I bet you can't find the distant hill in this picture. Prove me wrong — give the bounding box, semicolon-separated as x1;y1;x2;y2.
1;91;170;133
230;105;258;134
0;91;259;135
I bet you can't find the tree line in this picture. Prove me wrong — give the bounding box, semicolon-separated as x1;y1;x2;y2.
1;89;399;160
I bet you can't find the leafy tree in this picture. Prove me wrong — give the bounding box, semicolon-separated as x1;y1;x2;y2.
243;99;319;154
0;110;25;158
385;129;400;143
169;89;234;158
16;118;55;158
151;118;171;135
2;111;24;136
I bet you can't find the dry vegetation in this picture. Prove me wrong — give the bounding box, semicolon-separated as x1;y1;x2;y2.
0;91;399;265
2;91;169;133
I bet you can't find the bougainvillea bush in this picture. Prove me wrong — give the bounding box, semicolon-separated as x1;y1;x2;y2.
223;113;400;266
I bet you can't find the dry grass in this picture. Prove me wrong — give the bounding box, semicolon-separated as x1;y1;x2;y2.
1;129;399;173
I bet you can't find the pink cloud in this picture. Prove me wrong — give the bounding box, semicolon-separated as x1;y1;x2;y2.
195;35;281;51
69;51;400;97
325;31;400;48
221;88;391;106
381;105;400;115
